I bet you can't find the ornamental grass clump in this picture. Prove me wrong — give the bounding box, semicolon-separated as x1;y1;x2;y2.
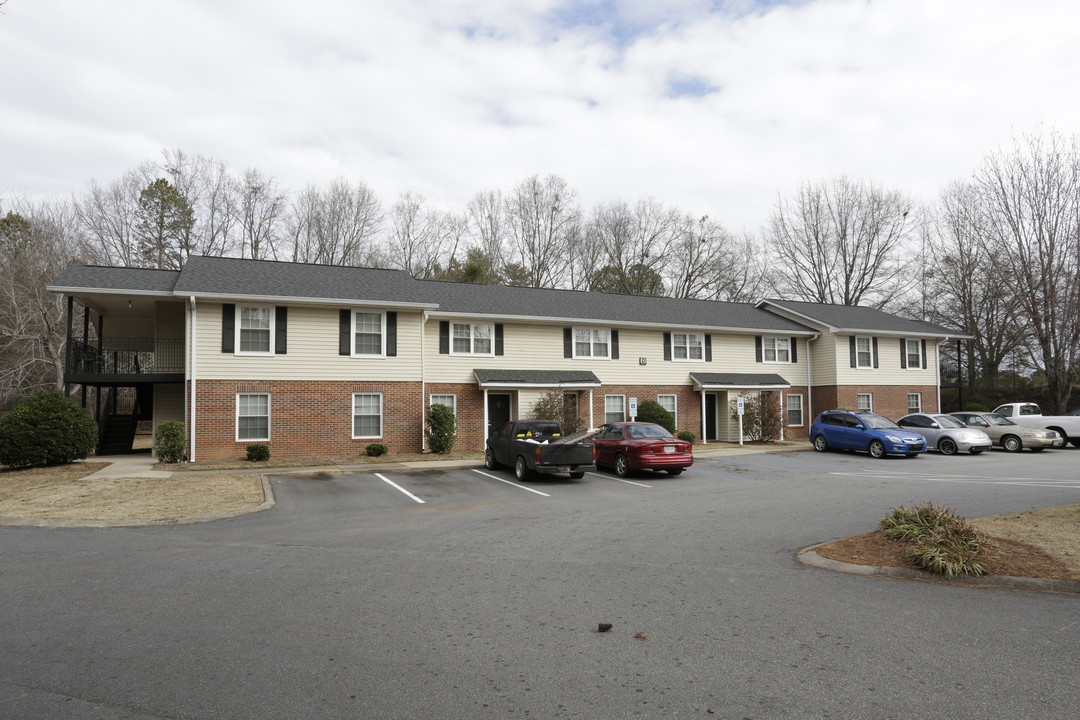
879;503;995;578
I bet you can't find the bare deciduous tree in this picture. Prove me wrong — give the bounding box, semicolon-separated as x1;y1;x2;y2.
504;174;581;288
285;178;384;266
587;198;681;295
233;169;286;260
76;163;155;267
384;192;461;279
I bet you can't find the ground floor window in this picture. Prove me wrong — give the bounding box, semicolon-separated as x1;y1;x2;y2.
907;393;922;414
605;394;625;423
787;394;804;426
237;393;270;441
353;393;383;439
430;394;456;414
657;393;677;428
857;393;873;412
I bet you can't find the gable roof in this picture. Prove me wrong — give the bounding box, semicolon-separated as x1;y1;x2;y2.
49;265;181;295
690;372;791;389
757;299;964;338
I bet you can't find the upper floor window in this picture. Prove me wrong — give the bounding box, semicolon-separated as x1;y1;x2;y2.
904;339;923;369
452;322;493;356
238;305;273;354
353;311;385;357
763;337;790;363
574;327;610;359
672;333;704;361
855;336;874;368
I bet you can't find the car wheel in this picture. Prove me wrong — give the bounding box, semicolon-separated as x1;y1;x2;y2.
514;456;528;481
485;448;498;469
939;438;958;456
615;453;630;478
812;435;828;452
569;471;585;479
666;468;683;476
868;439;886;459
1001;435;1022;453
1030;447;1045;452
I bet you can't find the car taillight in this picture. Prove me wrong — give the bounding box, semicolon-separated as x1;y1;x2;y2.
592;445;596;462
535;447;542;464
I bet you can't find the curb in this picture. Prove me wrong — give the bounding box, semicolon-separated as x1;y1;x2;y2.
796;543;1080;595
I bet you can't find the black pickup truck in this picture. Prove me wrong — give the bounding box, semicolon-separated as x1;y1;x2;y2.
485;420;596;480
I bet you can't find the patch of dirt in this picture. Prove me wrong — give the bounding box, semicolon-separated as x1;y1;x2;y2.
970;505;1080;575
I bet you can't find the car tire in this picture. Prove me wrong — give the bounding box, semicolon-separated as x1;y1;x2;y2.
569;471;585;479
514;456;528;481
812;435;828;452
868;439;886;459
1002;435;1022;453
485;448;498;469
1071;439;1080;448
939;438;958;456
615;453;630;478
666;468;683;476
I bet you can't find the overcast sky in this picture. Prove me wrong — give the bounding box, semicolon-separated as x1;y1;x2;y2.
2;0;1077;233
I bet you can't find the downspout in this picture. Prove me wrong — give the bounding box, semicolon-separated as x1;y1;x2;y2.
806;333;819;422
189;296;196;463
700;388;707;445
421;311;428;452
936;339;946;413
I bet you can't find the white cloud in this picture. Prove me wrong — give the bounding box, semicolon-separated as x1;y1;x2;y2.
2;0;1079;232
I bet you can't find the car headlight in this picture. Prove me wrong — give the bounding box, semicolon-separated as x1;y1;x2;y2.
885;435;903;443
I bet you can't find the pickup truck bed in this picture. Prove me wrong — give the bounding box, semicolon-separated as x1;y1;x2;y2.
485;420;597;480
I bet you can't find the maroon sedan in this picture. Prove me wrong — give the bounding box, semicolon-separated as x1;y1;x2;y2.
592;422;693;477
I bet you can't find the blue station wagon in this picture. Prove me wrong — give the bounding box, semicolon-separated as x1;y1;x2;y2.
810;411;927;459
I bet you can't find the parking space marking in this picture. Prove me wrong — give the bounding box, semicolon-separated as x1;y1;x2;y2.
374;473;426;504
830;471;1080;489
586;471;651;488
470;469;551;497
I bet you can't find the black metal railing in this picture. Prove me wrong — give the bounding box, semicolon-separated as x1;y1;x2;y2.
67;337;185;376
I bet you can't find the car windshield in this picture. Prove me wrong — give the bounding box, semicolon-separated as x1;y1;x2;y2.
627;424;674;439
934;415;966;428
861;414;899;430
986;414;1015;426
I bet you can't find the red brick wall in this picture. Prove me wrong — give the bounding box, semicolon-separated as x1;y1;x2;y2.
810;385;938;422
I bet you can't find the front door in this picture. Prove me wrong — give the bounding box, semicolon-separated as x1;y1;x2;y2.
705;393;717;441
487;393;511;438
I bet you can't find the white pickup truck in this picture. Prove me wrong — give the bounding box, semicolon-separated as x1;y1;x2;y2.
991;403;1080;448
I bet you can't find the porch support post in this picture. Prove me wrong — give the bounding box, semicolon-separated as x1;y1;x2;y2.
483;388;489;445
779;391;785;442
700;389;707;445
64;296;73;396
589;388;594;429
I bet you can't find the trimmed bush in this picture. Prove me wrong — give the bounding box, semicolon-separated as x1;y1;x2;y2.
636;400;675;433
677;430;695;444
246;444;270;462
0;389;98;468
427;403;457;454
153;420;187;463
365;443;388;457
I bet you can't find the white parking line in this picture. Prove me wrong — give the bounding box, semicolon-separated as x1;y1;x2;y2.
374;473;426;504
586;471;651;488
471;469;551;497
830;471;1080;489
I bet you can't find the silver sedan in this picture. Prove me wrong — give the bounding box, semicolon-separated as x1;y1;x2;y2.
949;411;1064;452
897;413;993;455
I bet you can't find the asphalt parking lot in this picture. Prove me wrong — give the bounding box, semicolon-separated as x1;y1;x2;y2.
2;448;1079;719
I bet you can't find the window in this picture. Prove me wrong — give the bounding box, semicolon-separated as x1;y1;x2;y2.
237;393;269;441
855;336;873;368
238;305;272;354
787;394;804;426
657;394;678;428
907;393;922;414
451;322;492;355
905;339;922;369
604;394;625;423
430;394;456;414
574;327;610;359
857;393;873;412
672;333;704;361
353;311;385;357
352;393;383;438
763;337;791;363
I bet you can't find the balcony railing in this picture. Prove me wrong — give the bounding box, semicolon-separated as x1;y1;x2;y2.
67;337;185;377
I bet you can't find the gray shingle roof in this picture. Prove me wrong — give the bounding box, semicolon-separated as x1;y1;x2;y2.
474;369;601;386
690;372;791;388
48;265;181;294
759;299;961;337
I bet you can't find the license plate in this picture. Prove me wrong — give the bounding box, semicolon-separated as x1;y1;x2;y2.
663;445;675;453
558;466;570;472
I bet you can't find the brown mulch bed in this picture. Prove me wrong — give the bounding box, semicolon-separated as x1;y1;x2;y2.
814;531;1080;582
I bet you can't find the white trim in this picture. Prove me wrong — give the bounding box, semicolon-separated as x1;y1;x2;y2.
188;296;196;462
856;392;873;413
761;336;792;364
904;338;923;369
572;326;611;360
671;332;705;363
235;303;274;356
351;310;387;358
236;392;271;442
907;392;923;414
427;310;817;336
787;393;805;427
183;290;437;310
657;393;678;428
604;394;626;423
854;335;874;369
449;321;495;357
351;392;384;439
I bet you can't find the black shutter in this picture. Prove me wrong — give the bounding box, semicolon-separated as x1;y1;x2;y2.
386;312;397;357
790;337;797;364
663;332;672;361
339;310;350;356
755;336;763;363
900;338;907;369
705;334;712;362
872;337;879;368
222;304;235;353
495;324;504;356
849;336;856;368
564;328;572;358
439;321;450;354
921;339;927;370
611;330;619;359
275;306;287;354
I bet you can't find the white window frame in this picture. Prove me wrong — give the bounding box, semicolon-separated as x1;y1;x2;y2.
236;393;270;442
657;394;678;428
573;326;611;360
235;304;274;356
855;336;874;369
905;338;923;369
430;394;457;429
856;393;873;412
671;332;704;362
450;322;494;357
352;392;383;439
351;310;386;358
762;336;791;364
907;393;922;414
604;394;625;423
787;393;804;426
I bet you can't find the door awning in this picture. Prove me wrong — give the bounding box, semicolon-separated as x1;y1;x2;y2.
690;372;791;391
474;369;602;389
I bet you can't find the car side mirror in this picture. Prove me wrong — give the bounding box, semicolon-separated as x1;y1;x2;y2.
930;422;939;428
854;423;865;430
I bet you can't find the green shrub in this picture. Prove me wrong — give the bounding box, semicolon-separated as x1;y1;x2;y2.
677;430;695;444
153;420;187;463
365;443;388;457
0;389;98;468
636;400;675;433
531;390;582;434
427;403;457;454
246;444;270;462
878;503;994;578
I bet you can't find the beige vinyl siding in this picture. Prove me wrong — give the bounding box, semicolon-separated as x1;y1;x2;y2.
152;383;185;444
195;302;422;381
834;335;938;386
809;333;838;386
